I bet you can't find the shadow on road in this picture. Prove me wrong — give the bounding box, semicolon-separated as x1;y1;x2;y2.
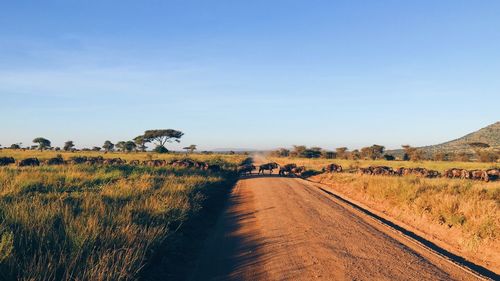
190;183;272;281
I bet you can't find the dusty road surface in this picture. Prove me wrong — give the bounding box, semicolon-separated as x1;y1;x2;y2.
191;160;483;281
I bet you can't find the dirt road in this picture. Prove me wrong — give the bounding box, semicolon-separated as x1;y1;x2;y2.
191;165;484;280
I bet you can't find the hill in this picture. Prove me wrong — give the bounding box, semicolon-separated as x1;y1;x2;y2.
389;121;500;156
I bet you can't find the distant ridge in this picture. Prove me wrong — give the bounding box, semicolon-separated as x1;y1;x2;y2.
389;121;500;155
211;148;256;152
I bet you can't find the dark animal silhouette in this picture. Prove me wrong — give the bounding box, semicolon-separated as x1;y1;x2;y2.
0;157;15;166
18;158;40;167
259;162;279;175
238;164;255;175
323;163;342;173
279;163;297;176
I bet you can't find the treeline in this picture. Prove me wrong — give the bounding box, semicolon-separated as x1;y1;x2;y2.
0;129;195;154
271;143;499;163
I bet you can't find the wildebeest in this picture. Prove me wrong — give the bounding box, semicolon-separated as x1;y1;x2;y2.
486;168;499;181
103;158;126;165
0;157;15;166
357;167;372;175
170;159;196;168
468;170;490;181
206;164;222;172
143;159;167;167
17;158;40;167
443;168;466;179
238;164;255;175
68;156;88;164
279;163;297;176
404;167;441;178
291;166;306;176
357;166;395;176
84;156;104;165
44;155;64;165
129;160;140;165
323;163;342;173
258;162;279;175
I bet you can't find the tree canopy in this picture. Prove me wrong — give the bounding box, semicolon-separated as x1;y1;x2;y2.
116;141;136;152
133;135;147;152
33;137;51;151
143;129;184;148
182;144;197;153
63;141;75;151
102;141;114;152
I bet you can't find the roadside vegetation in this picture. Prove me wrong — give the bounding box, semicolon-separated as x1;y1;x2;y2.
270;154;500;270
0;150;244;280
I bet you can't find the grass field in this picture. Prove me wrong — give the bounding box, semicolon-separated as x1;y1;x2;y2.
270;156;500;269
0;150;244;281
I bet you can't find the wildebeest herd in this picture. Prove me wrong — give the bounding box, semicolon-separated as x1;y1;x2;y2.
340;164;498;182
236;162;306;177
0;156;222;172
235;160;499;182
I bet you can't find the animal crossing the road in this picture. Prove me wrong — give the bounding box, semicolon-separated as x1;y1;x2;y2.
192;158;482;281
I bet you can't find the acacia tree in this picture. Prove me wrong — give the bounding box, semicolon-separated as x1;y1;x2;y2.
143;129;184;153
336;147;348;159
10;143;21;149
116;141;136;152
63;141;75;151
103;140;114;152
33;137;51;151
468;142;492;162
360;145;385;160
401;145;424;161
183;144;197;154
133;135;147;152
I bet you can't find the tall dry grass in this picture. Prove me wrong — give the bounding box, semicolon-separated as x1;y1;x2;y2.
0;154;242;281
272;156;500;270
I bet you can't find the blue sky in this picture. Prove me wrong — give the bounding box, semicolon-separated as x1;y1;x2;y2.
1;1;499;150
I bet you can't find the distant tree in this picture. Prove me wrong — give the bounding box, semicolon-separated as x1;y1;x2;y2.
454;152;471;162
303;148;322;158
322;151;336;159
401;145;412;161
153;146;169;154
92;146;102;151
290;145;307;157
360;145;385;160
401;145;423;161
383;154;395;161
33;137;51;151
133;135;148;152
336;147;348;159
63;141;75;151
10;143;21;149
360;147;372;159
116;141;136;152
349;149;360;160
468;142;491;162
371;144;385;159
144;129;184;151
183;144;197;154
271;148;290;157
477;151;498;163
103;140;114;152
54;147;61;151
433;152;448;161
